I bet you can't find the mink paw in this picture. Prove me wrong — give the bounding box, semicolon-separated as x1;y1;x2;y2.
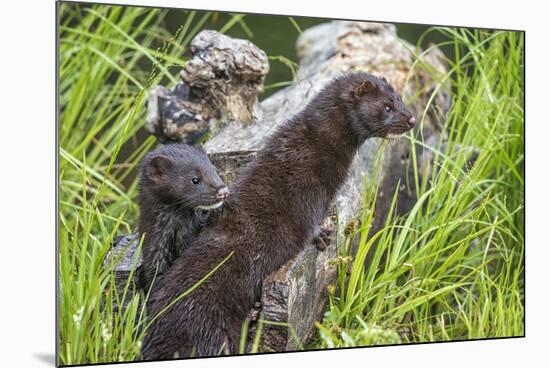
313;225;334;251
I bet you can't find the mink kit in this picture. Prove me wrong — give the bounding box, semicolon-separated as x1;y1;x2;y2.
138;144;229;289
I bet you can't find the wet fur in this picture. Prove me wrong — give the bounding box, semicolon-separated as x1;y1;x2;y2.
138;144;226;290
141;73;414;359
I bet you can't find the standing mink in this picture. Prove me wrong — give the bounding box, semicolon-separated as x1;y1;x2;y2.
142;73;416;358
138;144;229;289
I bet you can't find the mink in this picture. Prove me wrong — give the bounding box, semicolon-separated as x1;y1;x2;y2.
138;144;229;290
141;72;416;359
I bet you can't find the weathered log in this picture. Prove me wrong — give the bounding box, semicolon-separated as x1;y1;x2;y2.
108;21;450;353
145;30;269;143
181;30;269;124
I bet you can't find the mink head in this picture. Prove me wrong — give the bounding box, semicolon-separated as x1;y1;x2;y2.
140;144;229;211
338;73;416;140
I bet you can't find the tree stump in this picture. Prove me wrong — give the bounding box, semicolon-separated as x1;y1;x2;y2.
107;21;450;353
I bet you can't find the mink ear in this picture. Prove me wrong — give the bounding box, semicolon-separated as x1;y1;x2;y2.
148;155;173;182
353;79;377;99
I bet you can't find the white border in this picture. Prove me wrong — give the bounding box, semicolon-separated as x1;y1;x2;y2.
1;0;548;367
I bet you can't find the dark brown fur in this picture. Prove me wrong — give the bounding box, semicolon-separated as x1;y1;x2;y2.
141;73;415;359
138;144;228;290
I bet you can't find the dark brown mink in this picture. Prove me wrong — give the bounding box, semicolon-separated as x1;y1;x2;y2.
138;144;229;290
141;72;416;359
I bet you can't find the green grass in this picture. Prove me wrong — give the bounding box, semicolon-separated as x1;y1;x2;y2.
58;3;524;365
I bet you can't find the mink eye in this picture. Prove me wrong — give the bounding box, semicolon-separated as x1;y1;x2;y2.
384;105;393;113
192;177;201;185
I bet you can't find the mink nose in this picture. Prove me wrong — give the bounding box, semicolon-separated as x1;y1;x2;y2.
216;187;230;199
407;116;416;128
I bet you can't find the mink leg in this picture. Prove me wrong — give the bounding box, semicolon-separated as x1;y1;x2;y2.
312;225;333;251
